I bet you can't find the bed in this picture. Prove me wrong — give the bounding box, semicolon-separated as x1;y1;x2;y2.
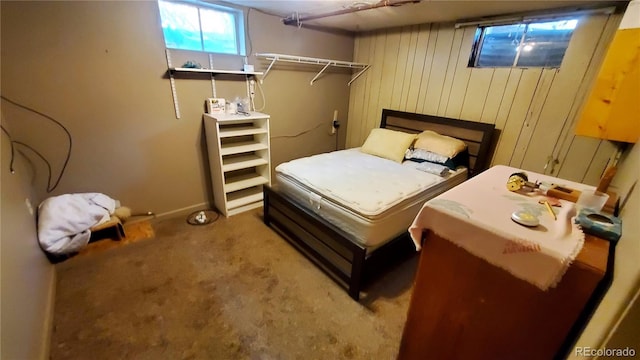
263;109;496;300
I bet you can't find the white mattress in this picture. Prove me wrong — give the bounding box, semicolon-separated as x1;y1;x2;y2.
275;148;467;249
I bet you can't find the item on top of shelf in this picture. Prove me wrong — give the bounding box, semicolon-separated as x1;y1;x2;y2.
206;98;226;114
182;60;202;68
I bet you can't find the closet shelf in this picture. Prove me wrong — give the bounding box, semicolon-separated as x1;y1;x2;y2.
169;67;263;76
255;53;370;86
165;49;260;119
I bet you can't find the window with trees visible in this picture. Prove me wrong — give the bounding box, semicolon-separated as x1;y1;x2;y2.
469;18;579;68
158;0;246;56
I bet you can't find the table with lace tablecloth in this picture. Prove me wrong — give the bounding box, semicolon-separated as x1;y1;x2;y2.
400;165;611;360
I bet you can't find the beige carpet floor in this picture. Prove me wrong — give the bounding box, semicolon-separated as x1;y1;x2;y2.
51;209;418;359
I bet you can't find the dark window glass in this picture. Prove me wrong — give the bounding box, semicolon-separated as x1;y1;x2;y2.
476;24;525;67
517;20;578;67
471;19;578;68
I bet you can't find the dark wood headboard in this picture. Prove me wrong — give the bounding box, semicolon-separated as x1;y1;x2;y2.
380;109;495;176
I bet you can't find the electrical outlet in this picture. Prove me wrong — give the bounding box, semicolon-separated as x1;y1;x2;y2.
331;120;340;135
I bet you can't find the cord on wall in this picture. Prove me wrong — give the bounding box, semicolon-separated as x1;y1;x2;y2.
253;77;266;112
0;126;16;173
332;109;340;151
1;96;73;193
271;122;325;139
249;79;256;111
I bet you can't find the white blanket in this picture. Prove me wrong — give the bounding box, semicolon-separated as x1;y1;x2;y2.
37;193;117;255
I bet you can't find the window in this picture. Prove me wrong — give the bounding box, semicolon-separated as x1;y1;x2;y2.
470;18;578;68
158;0;246;56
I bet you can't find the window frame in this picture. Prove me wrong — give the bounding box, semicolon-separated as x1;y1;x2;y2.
468;17;579;69
158;0;246;56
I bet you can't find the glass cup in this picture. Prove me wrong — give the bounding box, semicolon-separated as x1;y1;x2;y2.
576;190;609;212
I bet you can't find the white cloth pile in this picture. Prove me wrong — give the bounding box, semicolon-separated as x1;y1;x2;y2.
37;193;118;255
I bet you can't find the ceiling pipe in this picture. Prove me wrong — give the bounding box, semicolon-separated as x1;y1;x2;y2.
283;0;421;27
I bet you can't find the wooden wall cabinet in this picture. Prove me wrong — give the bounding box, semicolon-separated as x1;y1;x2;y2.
204;112;271;216
575;3;640;143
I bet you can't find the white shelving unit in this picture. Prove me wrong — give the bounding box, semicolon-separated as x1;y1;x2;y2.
204;111;271;217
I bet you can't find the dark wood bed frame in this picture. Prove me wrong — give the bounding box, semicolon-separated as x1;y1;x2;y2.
263;109;496;300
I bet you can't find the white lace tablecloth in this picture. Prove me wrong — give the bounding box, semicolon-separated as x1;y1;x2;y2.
409;165;594;290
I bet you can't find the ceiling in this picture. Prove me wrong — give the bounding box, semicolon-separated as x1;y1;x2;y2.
225;0;627;32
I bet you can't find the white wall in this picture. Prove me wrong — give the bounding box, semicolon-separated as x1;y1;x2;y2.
569;142;640;358
1;132;57;359
600;285;640;354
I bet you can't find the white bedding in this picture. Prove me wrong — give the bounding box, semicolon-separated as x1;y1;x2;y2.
275;148;467;248
37;193;117;255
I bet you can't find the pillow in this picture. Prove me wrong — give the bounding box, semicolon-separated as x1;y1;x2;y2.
405;148;470;170
361;128;416;163
413;130;467;158
405;148;450;164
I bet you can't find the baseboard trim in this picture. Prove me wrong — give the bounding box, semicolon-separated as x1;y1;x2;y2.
153;202;212;221
41;267;56;360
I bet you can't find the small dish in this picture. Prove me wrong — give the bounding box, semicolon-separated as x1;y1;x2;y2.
511;210;540;227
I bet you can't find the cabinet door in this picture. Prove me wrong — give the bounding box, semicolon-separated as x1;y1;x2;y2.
575;29;640;143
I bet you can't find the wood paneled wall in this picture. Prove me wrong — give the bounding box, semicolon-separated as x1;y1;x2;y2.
347;13;623;185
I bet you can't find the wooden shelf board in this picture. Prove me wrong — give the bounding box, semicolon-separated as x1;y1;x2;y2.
220;141;268;156
170;67;263;76
222;154;268;172
205;112;269;122
219;125;267;138
225;173;269;192
226;202;263;216
227;187;264;209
